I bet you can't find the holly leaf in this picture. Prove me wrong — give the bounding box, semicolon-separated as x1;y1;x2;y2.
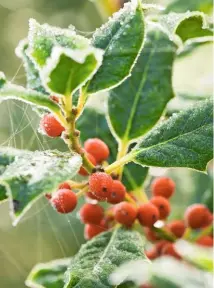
0;148;82;225
130;100;213;171
165;0;213;14
108;22;176;142
122;163;148;192
86;0;145;94
26;258;72;288
64;227;147;288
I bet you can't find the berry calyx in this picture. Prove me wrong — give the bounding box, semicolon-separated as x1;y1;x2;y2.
79;152;97;176
184;204;211;229
40;114;65;137
196;236;213;247
167;220;186;238
79;203;104;225
152;177;175;199
114;202;137;227
84;138;109;163
58;182;71;190
84;222;107;240
150;196;171;220
89;172;113;200
138;203;160;227
107;180;126;204
161;243;181;260
51;189;77;214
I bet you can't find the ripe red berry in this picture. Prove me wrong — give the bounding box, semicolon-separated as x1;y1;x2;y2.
114;202;137;227
161;243;181;260
152;177;175;199
184;204;211;229
155;240;169;255
86;191;103;201
40;114;65;137
145;248;158;260
79;203;104;225
51;189;77;214
107;180;126;204
196;236;213;247
144;227;160;242
79;153;96;176
84;222;107;240
89;172;113;200
58;182;71;190
150;196;171;220
84;138;109;163
138;203;160;227
167;220;186;238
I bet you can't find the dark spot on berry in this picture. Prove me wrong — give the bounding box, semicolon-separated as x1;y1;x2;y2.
111;192;116;198
152;214;156;220
102;187;107;192
160;205;164;209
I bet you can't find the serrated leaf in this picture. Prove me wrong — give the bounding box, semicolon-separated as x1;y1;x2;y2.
42;47;103;96
165;0;213;14
64;227;146;288
0;148;82;225
86;0;145;93
26;258;72;288
130;100;213;171
108;22;176;142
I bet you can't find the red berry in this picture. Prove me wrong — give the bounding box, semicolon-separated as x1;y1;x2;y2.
150;196;171;220
184;204;211;229
89;172;113;200
86;191;103;201
107;180;126;204
138;203;160;227
145;248;158;260
167;220;186;238
51;189;77;214
84;138;109;163
84;222;107;240
79;203;104;225
58;182;71;190
152;177;175;199
114;202;137;227
40;114;65;137
161;243;181;260
79;153;96;176
196;236;213;247
155;240;169;255
144;227;160;242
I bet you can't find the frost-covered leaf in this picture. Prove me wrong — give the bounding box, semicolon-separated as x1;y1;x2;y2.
0;73;60;113
165;0;213;14
0;148;82;225
42;46;103;97
108;22;176;142
87;0;145;93
64;227;146;288
130;100;213;171
26;258;72;288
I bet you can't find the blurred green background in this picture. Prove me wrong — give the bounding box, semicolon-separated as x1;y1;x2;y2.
0;0;213;287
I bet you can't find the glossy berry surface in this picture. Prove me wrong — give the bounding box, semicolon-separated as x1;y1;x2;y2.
51;189;77;214
79;153;96;176
84;222;107;240
138;203;159;227
161;243;181;259
196;236;213;247
152;177;175;199
40;114;65;137
167;220;186;238
84;138;109;163
79;203;104;225
150;196;171;220
184;204;211;229
114;202;137;227
89;172;113;200
58;182;71;190
107;180;126;204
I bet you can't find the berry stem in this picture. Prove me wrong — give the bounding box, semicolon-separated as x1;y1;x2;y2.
76;185;89;198
116;140;129;179
105;153;134;174
191;224;213;242
125;192;138;207
76;88;88;118
67;180;88;189
182;227;192;240
133;188;149;203
152;226;176;242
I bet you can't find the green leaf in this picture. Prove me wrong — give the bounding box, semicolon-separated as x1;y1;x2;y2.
108;22;176;142
64;227;146;288
42;47;103;96
122;163;148;192
131;100;213;171
26;258;72;288
165;0;213;14
0;73;60;113
87;0;145;93
0;148;82;225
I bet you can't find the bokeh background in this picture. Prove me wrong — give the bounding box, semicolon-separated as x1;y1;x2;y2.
0;0;213;287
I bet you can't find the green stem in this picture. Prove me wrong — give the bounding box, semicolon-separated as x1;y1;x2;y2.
133;188;148;203
76;89;88;119
105;152;134;174
116;140;129;179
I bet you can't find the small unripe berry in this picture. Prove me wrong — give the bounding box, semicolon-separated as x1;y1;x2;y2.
84;222;107;240
196;236;213;247
107;180;126;204
150;196;171;220
79;203;104;225
58;182;71;190
84;138;109;163
152;177;175;199
138;203;159;227
184;204;211;229
51;189;77;214
114;202;137;227
144;227;160;242
161;243;181;260
167;220;186;238
89;172;113;200
79;153;96;176
40;114;65;137
145;248;158;260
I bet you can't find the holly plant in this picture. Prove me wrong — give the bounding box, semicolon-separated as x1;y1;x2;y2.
0;0;213;287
